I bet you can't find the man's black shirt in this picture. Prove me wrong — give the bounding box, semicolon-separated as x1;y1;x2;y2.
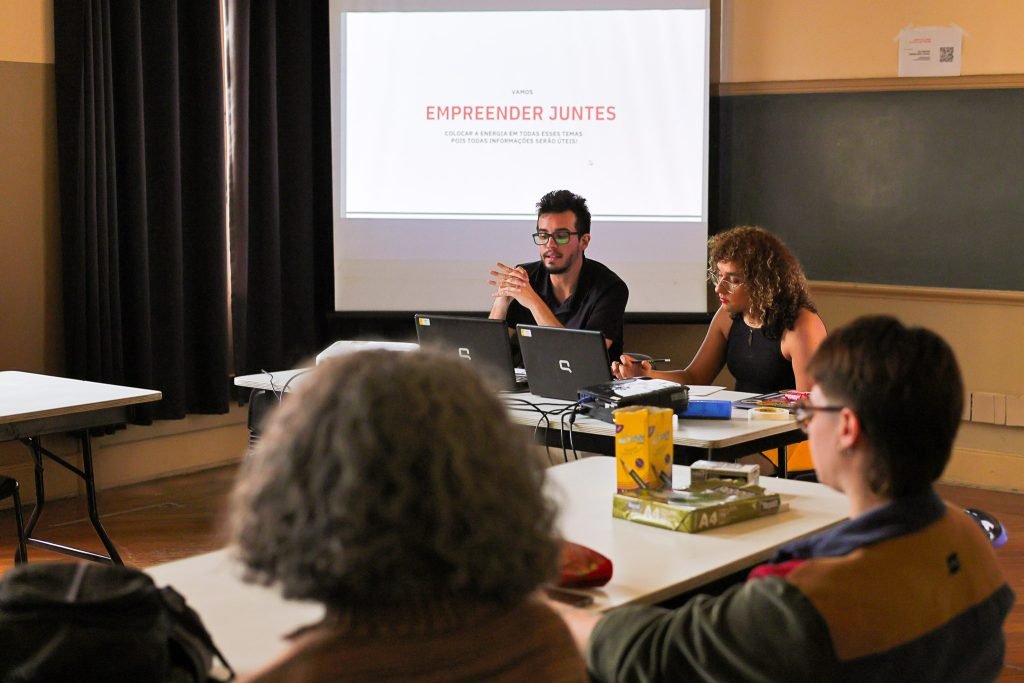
504;257;628;361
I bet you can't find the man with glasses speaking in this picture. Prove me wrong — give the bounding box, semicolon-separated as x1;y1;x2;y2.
488;189;629;359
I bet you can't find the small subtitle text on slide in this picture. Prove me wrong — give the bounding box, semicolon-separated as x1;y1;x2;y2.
444;129;583;145
426;105;616;121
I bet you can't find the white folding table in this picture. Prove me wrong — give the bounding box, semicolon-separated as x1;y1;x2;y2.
0;371;162;564
234;369;806;474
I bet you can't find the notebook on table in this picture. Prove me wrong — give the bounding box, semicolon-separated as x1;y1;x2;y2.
732;390;807;411
413;314;527;392
516;325;612;401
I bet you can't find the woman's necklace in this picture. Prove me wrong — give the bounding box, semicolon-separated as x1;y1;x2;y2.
743;315;761;348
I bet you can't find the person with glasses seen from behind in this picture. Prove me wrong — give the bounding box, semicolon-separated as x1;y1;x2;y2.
613;226;827;472
559;316;1013;682
489;189;629;359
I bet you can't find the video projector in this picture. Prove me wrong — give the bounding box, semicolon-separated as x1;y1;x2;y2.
578;377;689;424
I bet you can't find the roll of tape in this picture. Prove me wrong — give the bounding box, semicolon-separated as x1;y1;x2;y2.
748;406;790;421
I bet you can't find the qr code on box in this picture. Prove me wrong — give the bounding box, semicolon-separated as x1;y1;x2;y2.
940;46;954;63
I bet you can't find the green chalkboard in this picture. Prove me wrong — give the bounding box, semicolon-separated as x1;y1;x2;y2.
712;88;1024;291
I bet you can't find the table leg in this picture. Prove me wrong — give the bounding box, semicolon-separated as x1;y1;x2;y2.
5;478;28;565
777;444;788;479
80;430;122;564
19;433;123;565
24;438;45;539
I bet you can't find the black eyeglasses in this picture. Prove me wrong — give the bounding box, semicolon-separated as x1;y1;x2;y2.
533;230;580;246
707;270;746;293
793;398;845;433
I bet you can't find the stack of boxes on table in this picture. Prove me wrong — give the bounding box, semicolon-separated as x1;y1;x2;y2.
611;405;784;533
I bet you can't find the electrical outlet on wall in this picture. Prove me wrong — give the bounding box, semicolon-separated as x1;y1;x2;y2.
1006;395;1024;428
970;392;1008;425
970;392;996;424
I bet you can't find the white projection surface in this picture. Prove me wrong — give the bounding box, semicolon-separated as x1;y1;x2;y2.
330;1;710;314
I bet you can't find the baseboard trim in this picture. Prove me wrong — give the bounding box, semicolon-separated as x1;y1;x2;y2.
0;421;248;507
943;446;1024;492
4;426;1019;504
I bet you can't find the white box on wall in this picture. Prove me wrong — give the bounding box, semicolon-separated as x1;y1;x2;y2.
971;392;996;424
1006;395;1024;428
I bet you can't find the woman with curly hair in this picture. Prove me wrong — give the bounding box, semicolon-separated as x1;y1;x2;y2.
613;226;826;393
230;349;586;682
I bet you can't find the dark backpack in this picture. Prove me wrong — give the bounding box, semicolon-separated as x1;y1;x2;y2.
0;562;233;682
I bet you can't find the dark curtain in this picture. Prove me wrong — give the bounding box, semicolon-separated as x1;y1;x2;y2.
227;0;333;375
54;0;230;421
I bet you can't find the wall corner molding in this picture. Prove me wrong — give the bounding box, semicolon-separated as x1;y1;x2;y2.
809;280;1024;307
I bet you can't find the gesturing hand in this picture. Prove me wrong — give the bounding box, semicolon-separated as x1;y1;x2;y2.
488;262;537;305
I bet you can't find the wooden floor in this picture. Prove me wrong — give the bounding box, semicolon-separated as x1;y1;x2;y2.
0;466;1021;679
0;465;236;571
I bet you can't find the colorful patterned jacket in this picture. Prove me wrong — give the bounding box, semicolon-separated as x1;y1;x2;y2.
589;489;1014;682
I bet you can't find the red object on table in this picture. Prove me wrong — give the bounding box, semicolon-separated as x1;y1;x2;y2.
558;541;613;588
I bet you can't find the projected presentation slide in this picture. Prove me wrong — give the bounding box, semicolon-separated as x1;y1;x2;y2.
342;10;706;222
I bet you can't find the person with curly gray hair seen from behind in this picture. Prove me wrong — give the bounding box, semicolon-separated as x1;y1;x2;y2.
229;350;587;683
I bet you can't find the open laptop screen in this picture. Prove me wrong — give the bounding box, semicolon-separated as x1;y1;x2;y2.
517;325;611;401
414;314;524;392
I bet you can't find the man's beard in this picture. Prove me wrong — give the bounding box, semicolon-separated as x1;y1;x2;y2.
543;261;570;275
543;251;576;275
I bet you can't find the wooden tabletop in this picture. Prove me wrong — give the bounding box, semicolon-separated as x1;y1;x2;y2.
547;457;847;608
0;371;162;425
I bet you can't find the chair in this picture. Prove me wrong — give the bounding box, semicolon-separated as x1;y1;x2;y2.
964;508;1008;549
246;388;283;452
0;476;28;564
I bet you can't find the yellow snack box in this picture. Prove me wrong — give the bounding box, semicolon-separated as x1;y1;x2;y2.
614;406;653;492
614;405;674;492
648;407;674;489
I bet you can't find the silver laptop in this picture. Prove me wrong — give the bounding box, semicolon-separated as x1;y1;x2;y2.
516;325;612;401
414;314;527;392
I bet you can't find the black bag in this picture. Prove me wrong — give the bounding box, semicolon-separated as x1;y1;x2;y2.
0;562;234;682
